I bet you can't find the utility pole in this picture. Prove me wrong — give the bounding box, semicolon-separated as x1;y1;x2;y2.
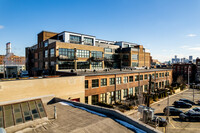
3;60;6;79
188;66;190;89
147;75;152;107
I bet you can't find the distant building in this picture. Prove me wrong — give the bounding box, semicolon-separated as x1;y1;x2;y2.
172;63;196;84
0;42;26;78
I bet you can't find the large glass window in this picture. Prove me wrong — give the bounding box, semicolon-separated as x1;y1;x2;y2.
84;37;93;45
76;50;89;58
101;78;107;86
70;35;81;44
123;76;128;83
144;85;148;92
109;78;115;85
129;76;133;82
91;51;103;58
92;79;99;88
116;77;122;84
91;62;102;69
105;48;112;53
50;48;55;57
132;54;138;60
58;61;74;69
135;87;139;94
77;62;90;69
59;48;74;59
104;54;113;59
85;80;88;89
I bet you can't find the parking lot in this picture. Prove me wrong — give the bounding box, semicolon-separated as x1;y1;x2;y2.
130;88;200;133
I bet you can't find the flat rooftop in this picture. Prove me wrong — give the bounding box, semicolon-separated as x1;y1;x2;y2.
30;102;134;133
58;68;172;76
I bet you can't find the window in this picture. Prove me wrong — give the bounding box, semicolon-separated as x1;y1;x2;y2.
105;48;112;53
132;54;138;60
101;78;107;86
91;51;103;58
124;44;129;48
129;76;133;82
77;62;90;69
45;50;48;58
123;55;129;59
44;41;48;47
129;87;133;96
85;80;88;89
59;48;74;59
85;97;88;104
91;62;103;69
135;75;139;81
116;77;122;84
84;37;93;45
162;81;164;87
152;74;155;79
135;87;139;94
76;50;89;58
45;62;48;69
162;73;164;77
100;93;106;103
116;90;121;101
159;82;161;88
92;79;99;88
140;75;143;80
70;35;81;44
144;85;148;92
159;73;161;77
58;61;74;69
132;62;138;67
109;78;115;85
124;89;128;98
123;76;128;83
156;73;158;78
144;74;148;80
50;48;55;57
104;54;113;59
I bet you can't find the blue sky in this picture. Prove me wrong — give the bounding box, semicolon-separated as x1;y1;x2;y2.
0;0;200;62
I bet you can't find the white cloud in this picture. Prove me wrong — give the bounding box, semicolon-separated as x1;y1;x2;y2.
188;47;200;51
0;25;4;29
186;34;197;37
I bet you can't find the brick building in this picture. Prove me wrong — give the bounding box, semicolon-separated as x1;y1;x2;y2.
26;31;151;76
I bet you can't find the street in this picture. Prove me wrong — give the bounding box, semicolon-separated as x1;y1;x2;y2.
129;89;200;133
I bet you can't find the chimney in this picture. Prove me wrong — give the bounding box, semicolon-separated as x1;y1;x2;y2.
6;42;11;55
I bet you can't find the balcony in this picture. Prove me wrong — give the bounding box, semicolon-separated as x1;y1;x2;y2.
58;55;77;61
90;57;104;62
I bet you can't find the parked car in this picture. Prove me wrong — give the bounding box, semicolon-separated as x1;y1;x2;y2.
173;101;192;108
189;107;200;113
163;106;183;116
151;116;167;127
197;100;200;105
179;99;195;105
179;111;200;122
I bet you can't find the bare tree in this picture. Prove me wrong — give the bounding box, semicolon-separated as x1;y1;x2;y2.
177;75;185;85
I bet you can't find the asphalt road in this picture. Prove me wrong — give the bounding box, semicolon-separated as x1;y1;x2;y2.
129;88;200;133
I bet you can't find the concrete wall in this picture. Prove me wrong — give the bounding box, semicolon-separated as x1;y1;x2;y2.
0;76;85;103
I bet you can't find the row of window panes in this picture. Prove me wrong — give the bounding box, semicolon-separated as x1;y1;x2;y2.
85;74;170;88
0;99;46;128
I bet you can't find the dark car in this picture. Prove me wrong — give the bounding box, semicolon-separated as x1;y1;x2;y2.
197;100;200;105
179;111;200;122
179;99;195;105
151;116;167;127
173;101;192;108
189;107;200;113
163;106;183;116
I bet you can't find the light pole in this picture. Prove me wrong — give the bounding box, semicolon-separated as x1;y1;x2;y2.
188;66;190;89
193;83;195;102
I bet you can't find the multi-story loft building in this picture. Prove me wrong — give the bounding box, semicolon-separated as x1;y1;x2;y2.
172;63;196;84
196;58;200;82
26;31;151;76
